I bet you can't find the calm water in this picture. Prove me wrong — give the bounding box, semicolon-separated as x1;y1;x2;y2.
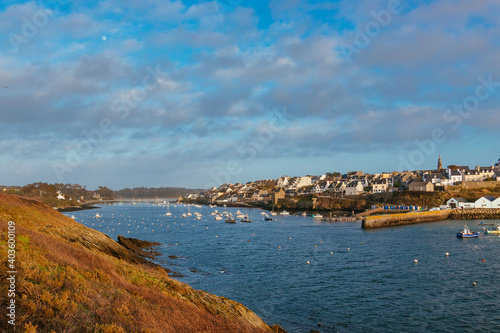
65;203;500;333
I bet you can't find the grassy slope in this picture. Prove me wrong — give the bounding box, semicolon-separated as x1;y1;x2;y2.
0;193;278;333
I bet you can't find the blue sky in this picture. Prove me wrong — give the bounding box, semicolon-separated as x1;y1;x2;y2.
1;0;499;189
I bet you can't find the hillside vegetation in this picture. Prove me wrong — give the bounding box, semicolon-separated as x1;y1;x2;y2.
0;193;281;333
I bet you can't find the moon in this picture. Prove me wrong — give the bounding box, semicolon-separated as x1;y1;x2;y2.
101;36;107;41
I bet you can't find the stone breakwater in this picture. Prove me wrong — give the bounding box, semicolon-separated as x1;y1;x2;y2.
362;210;451;229
449;208;500;220
362;209;500;229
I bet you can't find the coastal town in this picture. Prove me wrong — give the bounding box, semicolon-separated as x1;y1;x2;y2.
182;155;500;212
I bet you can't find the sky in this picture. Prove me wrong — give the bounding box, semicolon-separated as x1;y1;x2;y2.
1;0;499;190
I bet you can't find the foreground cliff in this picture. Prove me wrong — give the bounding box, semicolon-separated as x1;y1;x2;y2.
0;193;282;332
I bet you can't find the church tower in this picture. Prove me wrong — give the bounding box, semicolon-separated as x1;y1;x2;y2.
437;154;443;171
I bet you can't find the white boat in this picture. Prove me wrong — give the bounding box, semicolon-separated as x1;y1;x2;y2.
271;205;277;216
281;210;290;216
302;212;307;217
95;213;101;218
70;215;76;219
260;212;267;216
225;217;236;224
214;215;223;220
182;213;187;218
166;203;172;216
313;214;323;218
195;215;202;220
241;215;252;223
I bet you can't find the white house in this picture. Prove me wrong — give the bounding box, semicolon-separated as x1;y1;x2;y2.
491;197;500;208
475;196;495;208
56;191;65;200
311;181;331;194
447;169;463;184
463;170;481;182
277;177;290;187
288;176;312;189
372;179;389;193
476;166;496;180
345;181;364;196
446;198;469;209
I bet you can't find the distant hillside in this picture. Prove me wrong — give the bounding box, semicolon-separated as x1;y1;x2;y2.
114;187;204;199
0;193;281;332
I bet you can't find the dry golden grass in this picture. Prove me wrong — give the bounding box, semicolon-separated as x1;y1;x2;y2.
0;193;278;333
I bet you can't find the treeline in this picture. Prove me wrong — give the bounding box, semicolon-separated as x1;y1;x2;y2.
114;187;204;199
10;182;114;201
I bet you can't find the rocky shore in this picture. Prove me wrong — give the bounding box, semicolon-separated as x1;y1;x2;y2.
0;193;286;332
449;208;500;220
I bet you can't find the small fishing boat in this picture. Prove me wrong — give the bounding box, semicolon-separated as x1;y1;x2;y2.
264;217;273;221
457;225;479;238
225;217;236;224
241;215;252;223
484;224;500;234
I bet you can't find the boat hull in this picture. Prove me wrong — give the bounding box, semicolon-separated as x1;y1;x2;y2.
484;230;500;234
457;233;479;238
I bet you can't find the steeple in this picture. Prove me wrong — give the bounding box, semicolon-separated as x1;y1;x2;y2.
437;154;443;171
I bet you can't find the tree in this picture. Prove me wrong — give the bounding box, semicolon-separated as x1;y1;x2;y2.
97;186;114;200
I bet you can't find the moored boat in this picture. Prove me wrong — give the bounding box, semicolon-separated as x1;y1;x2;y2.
484;224;500;234
241;215;252;223
225;217;236;224
457;225;480;238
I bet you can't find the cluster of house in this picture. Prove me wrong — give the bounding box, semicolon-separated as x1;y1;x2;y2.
185;160;500;204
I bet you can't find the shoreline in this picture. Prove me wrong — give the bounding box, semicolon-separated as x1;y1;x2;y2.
57;204;101;212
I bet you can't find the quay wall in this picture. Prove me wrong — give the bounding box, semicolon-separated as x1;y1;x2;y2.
362;208;500;229
362;210;451;229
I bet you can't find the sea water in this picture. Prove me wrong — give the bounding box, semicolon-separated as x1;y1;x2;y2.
66;203;500;333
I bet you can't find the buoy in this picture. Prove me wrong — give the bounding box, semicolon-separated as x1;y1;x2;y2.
289;237;292;240
472;282;477;286
361;242;364;245
331;252;333;254
216;236;218;238
445;252;449;256
414;259;418;263
307;261;310;264
279;246;281;249
315;244;317;247
247;240;250;242
482;259;485;262
347;248;350;251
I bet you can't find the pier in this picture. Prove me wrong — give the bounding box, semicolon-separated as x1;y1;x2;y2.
362;208;500;229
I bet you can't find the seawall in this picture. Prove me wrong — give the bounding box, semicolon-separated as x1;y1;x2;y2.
449;208;500;220
362;208;500;229
362;210;451;229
